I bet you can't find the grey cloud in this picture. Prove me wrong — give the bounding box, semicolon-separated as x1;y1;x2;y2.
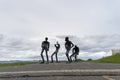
56;34;120;53
0;34;119;60
0;34;40;52
1;0;120;60
1;0;120;38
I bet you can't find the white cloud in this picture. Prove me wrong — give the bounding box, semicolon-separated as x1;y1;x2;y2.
0;34;120;61
0;0;120;37
56;34;120;60
0;0;120;61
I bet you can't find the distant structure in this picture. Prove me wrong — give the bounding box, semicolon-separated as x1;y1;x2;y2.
112;49;120;55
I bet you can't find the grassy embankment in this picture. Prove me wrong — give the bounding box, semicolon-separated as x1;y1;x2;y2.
90;54;120;64
0;54;120;67
0;61;38;67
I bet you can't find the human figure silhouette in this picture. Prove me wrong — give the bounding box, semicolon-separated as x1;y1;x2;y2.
40;37;50;64
51;42;60;63
70;45;79;62
65;37;74;62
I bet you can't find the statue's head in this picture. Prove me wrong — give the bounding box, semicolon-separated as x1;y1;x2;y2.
65;37;69;41
45;37;48;41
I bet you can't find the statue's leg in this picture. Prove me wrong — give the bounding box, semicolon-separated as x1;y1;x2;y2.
75;54;77;61
51;52;55;63
40;49;44;63
55;51;58;62
70;53;74;62
45;50;49;63
66;49;70;62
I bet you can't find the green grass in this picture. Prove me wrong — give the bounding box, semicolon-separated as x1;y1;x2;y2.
90;54;120;63
1;54;120;67
0;61;39;67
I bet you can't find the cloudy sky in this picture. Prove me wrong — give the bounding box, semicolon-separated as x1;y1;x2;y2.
0;0;120;61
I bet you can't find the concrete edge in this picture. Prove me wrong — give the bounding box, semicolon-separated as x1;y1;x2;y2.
0;69;120;78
